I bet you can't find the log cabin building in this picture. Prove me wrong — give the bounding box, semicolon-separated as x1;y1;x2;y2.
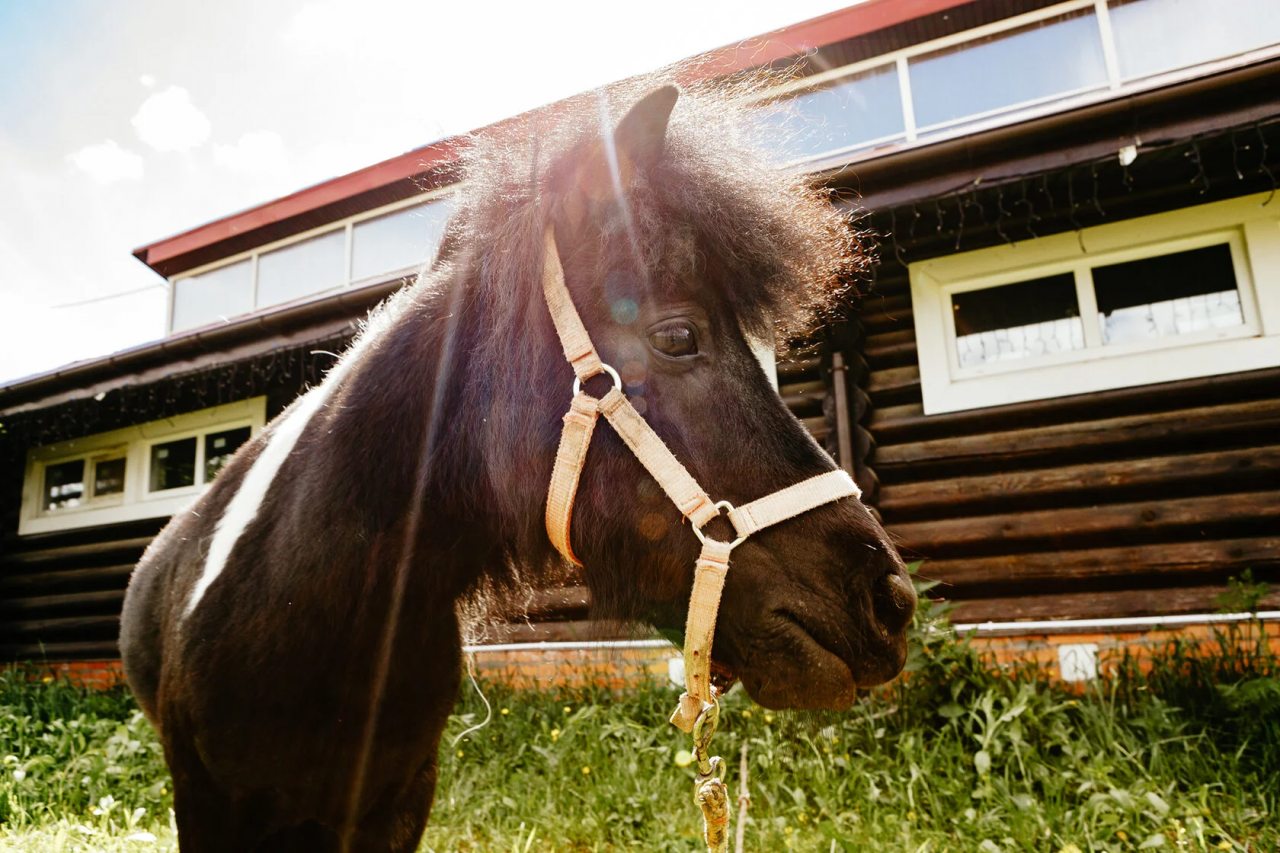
3;0;1279;680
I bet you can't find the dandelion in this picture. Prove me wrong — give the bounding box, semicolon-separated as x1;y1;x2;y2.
563;706;572;715
1216;843;1232;851
550;728;561;742
500;707;510;716
765;713;775;725
456;749;464;758
581;765;591;776
41;675;53;684
1116;830;1128;842
741;710;752;718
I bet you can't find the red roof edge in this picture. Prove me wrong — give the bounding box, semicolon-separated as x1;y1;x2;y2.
132;0;972;275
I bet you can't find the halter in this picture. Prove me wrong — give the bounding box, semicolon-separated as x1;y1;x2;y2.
540;227;861;851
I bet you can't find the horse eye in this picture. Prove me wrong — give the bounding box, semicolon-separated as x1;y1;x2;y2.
648;322;698;357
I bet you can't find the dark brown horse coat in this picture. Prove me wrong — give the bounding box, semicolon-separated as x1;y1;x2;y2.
120;81;915;851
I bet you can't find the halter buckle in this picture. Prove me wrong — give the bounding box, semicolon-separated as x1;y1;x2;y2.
571;363;622;397
692;500;748;550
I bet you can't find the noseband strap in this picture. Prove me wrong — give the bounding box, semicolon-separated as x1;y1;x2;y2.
540;227;860;732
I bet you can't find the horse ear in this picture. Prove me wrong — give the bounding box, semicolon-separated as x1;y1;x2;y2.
614;84;679;167
562;85;679;228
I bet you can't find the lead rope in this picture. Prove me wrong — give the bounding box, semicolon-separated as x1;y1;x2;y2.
539;227;860;852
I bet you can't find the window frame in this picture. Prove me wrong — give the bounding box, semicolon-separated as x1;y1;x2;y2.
19;398;266;535
910;193;1280;414
752;0;1280;170
167;186;454;334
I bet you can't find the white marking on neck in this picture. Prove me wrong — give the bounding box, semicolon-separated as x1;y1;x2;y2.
183;290;412;617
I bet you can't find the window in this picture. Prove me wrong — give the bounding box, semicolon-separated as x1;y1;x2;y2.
1109;0;1280;81
756;64;904;163
257;229;346;308
168;192;453;334
171;260;254;333
910;193;1280;414
908;9;1108;132
351;197;454;282
20;398;266;535
752;0;1280;169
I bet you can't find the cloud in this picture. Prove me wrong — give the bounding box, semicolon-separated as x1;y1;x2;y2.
212;130;288;175
68;139;144;183
131;86;211;152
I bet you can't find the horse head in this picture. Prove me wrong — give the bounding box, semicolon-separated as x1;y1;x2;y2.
461;83;915;711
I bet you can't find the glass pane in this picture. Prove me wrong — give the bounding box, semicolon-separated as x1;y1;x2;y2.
150;437;197;492
756;64;904;162
44;459;85;511
910;10;1108;130
204;426;251;481
171;259;253;333
351;198;454;282
1110;0;1280;80
257;229;346;308
92;457;126;497
1094;243;1243;345
953;274;1084;368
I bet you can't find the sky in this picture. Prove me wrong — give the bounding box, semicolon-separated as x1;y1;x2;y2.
0;0;856;386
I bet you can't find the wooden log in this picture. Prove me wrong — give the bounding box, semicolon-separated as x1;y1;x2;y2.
867;365;921;407
874;398;1280;473
947;583;1280;624
0;564;134;594
523;585;590;618
2;536;152;567
870;366;1280;444
775;357;820;380
0;589;126;616
921;536;1280;588
0;640;121;662
862;309;914;336
879;446;1280;518
801;417;830;441
865;326;916;366
485;620;640;645
0;614;120;638
780;380;827;410
891;490;1279;555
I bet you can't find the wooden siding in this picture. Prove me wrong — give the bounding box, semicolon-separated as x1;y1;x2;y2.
0;520;159;660
0;344;837;659
858;263;1280;623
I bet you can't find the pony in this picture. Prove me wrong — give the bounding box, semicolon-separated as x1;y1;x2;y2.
119;79;916;851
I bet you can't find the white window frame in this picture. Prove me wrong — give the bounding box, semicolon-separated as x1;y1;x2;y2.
19;398;267;535
911;192;1280;414
755;0;1280;171
167;186;454;334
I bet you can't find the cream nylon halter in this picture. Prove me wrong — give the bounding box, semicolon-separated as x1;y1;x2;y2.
539;226;861;732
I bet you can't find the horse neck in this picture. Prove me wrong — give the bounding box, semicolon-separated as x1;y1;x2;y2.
314;262;563;599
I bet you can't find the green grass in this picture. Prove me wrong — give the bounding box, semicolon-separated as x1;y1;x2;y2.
2;595;1277;851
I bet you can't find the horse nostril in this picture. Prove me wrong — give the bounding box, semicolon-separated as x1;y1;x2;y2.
874;570;917;634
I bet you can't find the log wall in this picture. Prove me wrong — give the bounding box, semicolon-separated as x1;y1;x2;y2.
858;263;1280;623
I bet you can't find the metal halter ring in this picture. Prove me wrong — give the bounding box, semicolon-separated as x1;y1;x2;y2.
692;500;748;550
572;363;622;397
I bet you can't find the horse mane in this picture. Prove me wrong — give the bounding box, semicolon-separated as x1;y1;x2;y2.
454;70;867;345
